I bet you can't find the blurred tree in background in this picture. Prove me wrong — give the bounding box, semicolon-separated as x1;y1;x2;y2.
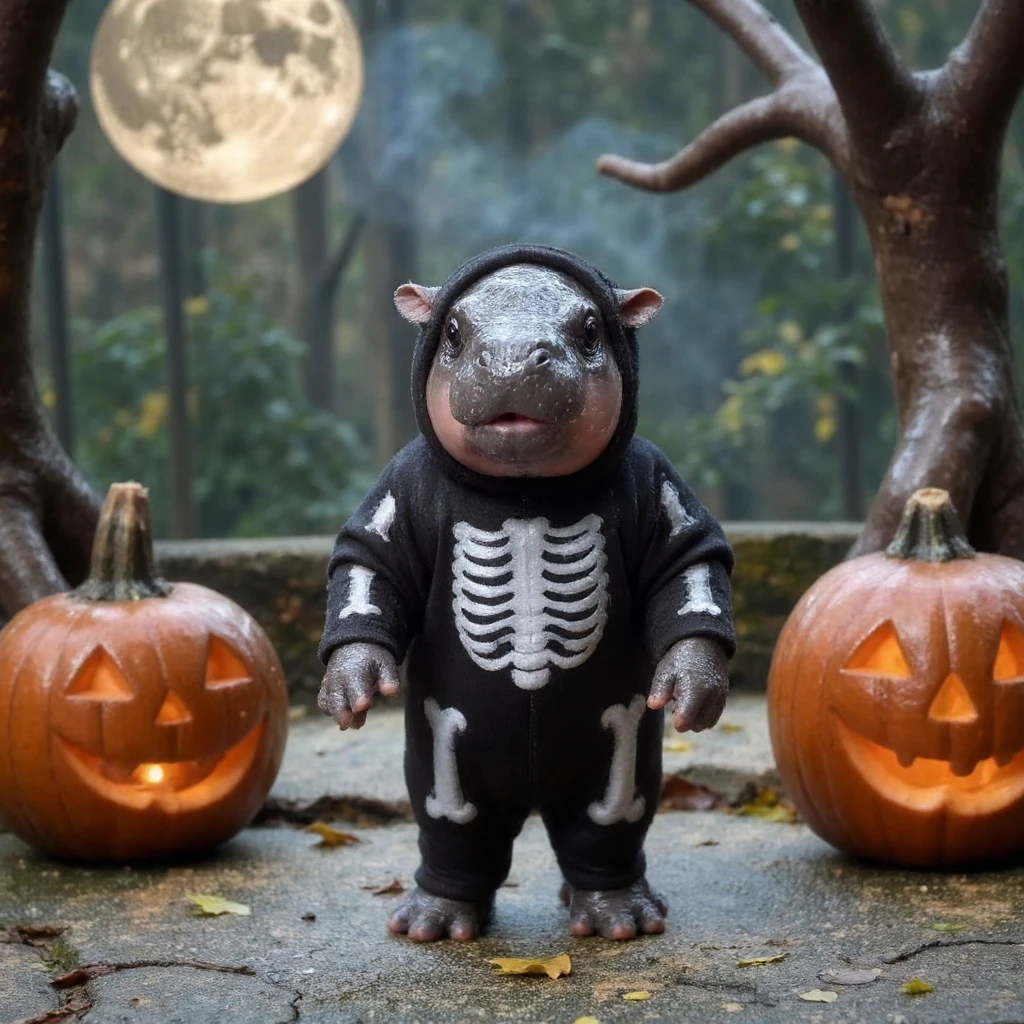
33;0;1024;535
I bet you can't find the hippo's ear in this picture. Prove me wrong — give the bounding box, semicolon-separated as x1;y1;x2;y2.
615;288;664;328
394;283;439;325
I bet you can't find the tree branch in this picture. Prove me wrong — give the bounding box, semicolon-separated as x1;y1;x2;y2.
942;0;1024;139
316;209;366;303
792;0;921;149
689;0;814;85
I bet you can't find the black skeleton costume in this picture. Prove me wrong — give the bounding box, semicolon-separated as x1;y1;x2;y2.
319;244;735;903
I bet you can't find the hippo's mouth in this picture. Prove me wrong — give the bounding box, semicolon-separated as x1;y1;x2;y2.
479;413;549;433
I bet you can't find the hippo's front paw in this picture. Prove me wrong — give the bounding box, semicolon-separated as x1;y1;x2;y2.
387;887;493;942
563;877;668;940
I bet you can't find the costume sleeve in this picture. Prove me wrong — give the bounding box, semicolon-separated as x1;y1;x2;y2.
633;451;736;664
317;452;432;667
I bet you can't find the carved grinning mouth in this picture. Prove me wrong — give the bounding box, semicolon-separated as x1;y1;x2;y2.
836;718;1024;814
57;719;266;813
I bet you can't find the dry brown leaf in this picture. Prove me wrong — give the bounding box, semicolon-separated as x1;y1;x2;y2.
361;878;405;896
623;991;651;1001
489;953;571;980
901;977;934;995
693;838;720;847
306;822;361;848
660;775;721;811
736;953;787;967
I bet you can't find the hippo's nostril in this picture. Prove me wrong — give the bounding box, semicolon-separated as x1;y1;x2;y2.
477;350;492;368
529;346;552;369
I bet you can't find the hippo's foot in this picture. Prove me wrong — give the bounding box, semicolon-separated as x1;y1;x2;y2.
559;877;668;940
387;887;493;942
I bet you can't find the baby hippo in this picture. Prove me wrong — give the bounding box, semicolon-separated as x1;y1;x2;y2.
318;244;735;942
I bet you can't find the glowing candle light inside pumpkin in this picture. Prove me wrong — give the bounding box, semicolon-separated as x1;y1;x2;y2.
139;764;165;785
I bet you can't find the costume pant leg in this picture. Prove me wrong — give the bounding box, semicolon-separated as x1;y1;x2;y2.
405;694;531;903
540;694;663;891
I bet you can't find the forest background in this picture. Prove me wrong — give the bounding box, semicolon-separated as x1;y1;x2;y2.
38;0;1024;538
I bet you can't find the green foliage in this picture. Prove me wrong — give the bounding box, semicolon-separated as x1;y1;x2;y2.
71;264;372;538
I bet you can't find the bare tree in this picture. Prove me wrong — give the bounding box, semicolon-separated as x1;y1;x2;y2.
0;0;99;616
599;0;1024;558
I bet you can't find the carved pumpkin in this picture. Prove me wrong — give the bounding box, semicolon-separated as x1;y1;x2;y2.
0;482;288;863
768;488;1024;868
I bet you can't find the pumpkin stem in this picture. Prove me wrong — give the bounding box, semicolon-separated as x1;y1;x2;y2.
75;482;171;601
885;488;976;563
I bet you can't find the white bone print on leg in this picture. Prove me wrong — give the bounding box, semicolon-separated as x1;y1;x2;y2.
661;480;696;537
452;515;609;690
424;698;477;824
338;565;382;619
677;563;722;617
588;694;647;825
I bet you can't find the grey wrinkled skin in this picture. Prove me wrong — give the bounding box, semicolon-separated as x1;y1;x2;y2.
559;878;669;940
387;887;494;943
429;266;621;464
317;642;399;730
648;635;730;732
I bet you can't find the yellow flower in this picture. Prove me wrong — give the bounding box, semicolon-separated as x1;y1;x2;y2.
717;394;745;436
40;387;56;410
812;204;833;224
184;296;211;316
739;350;787;378
137;392;169;439
777;320;804;346
814;394;837;444
779;233;800;252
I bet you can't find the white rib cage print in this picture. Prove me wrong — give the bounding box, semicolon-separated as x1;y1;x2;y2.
452;514;610;690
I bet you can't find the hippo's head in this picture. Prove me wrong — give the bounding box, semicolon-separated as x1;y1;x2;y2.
395;264;662;478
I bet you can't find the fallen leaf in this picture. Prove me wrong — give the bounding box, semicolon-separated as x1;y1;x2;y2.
800;990;838;1003
489;953;571;980
901;978;934;995
573;1018;602;1023
736;953;787;967
931;922;969;933
361;878;405;896
306;822;361;848
731;787;798;824
186;895;251;917
301;912;316;922
721;1003;742;1013
660;775;720;811
623;991;651;1001
693;838;720;847
288;705;308;721
663;738;693;753
818;968;881;986
718;723;743;734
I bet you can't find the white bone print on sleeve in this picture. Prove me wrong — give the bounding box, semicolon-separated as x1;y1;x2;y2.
677;563;722;617
660;480;696;538
365;491;396;541
588;694;647;825
424;699;477;824
338;565;382;619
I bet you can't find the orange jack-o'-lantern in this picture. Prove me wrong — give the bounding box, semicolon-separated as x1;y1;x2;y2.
768;488;1024;868
0;483;288;863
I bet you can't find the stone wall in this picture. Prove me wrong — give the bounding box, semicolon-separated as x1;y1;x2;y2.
155;523;859;703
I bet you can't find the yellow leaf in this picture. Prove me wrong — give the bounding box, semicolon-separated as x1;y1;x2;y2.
623;991;651;1001
663;738;693;753
184;296;211;316
732;787;799;824
186;894;251;917
573;1018;602;1023
488;953;571;980
776;138;799;154
777;320;803;346
718;723;743;734
739;350;787;378
814;415;837;444
736;953;787;967
800;990;838;1003
722;1004;742;1013
901;978;934;995
40;387;56;410
779;233;800;252
716;394;744;436
307;822;361;848
136;392;168;439
811;204;833;224
932;922;968;933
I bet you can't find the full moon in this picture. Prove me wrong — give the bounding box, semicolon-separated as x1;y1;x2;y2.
90;0;364;203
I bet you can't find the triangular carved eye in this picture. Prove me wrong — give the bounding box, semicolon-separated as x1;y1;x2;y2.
205;636;252;690
843;622;912;678
993;622;1024;682
68;648;134;701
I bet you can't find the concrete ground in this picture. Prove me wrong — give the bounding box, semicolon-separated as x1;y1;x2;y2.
3;696;1023;1024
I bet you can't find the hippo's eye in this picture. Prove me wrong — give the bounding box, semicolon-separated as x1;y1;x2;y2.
445;317;462;352
582;316;601;353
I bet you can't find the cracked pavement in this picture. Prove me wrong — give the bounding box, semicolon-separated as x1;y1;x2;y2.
3;697;1024;1023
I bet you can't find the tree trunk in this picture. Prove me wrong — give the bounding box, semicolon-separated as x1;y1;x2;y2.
0;0;100;616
